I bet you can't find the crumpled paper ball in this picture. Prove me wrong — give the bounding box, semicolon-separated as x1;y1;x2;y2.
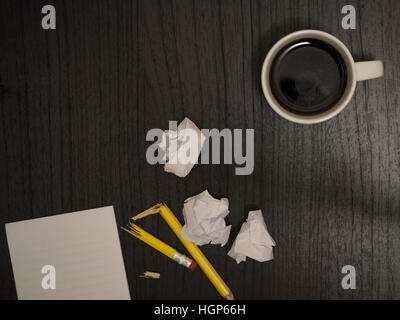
180;190;231;246
228;210;275;263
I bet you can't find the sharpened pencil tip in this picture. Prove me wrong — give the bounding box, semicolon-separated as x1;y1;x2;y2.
224;292;235;300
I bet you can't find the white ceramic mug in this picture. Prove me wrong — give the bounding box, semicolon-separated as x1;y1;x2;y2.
261;30;384;124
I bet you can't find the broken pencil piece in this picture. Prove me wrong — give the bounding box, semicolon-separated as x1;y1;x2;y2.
132;203;234;300
139;271;160;279
122;222;197;271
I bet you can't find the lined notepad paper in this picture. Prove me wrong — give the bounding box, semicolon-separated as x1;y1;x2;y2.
5;206;131;300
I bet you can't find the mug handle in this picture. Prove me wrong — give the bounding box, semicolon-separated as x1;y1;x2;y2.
355;61;384;82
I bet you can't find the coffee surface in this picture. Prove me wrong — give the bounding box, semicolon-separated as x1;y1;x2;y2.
270;39;347;114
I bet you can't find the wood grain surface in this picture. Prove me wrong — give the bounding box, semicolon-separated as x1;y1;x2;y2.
0;0;399;300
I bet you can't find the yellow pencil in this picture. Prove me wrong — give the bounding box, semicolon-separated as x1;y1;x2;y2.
121;222;197;271
132;203;234;300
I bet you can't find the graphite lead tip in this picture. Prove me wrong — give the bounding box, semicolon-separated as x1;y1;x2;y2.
224;292;235;300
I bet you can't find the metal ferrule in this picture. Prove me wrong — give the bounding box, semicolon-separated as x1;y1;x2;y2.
172;252;193;268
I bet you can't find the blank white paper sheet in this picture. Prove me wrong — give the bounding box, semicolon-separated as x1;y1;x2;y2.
5;206;131;300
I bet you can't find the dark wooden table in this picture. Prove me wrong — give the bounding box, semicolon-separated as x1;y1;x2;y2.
1;0;399;300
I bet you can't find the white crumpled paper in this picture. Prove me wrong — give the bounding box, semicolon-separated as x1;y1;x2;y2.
180;190;231;246
228;210;275;264
159;117;205;178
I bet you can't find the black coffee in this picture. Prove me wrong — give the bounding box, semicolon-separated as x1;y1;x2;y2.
270;39;347;114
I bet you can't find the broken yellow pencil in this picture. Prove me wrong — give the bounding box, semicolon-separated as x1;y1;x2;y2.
122;223;197;271
132;203;234;300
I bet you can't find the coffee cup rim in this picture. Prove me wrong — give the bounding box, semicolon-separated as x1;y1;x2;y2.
261;29;357;124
